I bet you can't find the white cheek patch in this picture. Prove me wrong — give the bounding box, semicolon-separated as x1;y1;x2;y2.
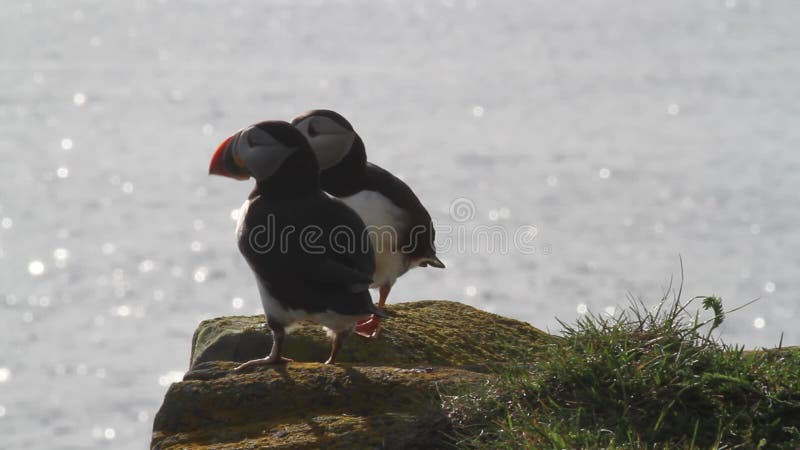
293;118;313;137
248;127;281;147
250;146;296;180
234;127;297;181
295;117;355;170
313;134;355;169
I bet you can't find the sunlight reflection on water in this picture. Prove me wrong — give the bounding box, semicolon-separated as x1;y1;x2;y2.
1;1;798;449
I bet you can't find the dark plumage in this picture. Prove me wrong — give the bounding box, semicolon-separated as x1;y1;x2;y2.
209;120;383;366
292;110;444;338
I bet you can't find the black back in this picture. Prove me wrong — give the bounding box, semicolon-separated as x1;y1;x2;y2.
318;149;438;260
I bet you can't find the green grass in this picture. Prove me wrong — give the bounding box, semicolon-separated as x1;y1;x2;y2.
443;291;800;449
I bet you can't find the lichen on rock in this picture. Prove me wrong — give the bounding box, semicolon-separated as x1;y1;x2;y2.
189;300;550;369
153;362;486;449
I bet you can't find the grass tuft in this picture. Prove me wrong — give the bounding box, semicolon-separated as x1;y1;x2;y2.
443;290;800;449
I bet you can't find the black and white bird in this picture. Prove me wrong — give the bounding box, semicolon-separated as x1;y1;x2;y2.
209;120;384;367
291;110;444;338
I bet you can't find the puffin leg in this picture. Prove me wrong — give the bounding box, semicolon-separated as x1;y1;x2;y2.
324;330;349;365
376;285;390;309
234;317;292;371
355;285;391;338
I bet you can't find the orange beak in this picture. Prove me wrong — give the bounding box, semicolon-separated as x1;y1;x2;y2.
208;134;250;180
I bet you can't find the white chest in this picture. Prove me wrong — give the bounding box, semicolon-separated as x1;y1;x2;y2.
339;190;410;287
235;198;252;241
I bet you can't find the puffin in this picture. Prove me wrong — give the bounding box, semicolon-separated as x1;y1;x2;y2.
209;120;384;367
291;109;445;338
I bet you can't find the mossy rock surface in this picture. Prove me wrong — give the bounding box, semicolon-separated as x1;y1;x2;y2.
152;362;486;449
190;300;550;369
153;300;551;449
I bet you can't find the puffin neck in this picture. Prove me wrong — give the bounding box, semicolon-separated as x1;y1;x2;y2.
320;164;366;197
319;136;368;197
254;174;319;200
252;151;320;200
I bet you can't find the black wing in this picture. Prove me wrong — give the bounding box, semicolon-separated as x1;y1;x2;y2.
239;193;374;291
362;163;437;258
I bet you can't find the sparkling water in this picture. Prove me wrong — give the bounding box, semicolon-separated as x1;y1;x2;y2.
1;1;798;448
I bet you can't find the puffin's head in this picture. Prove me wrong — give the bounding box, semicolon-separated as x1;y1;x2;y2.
291;109;361;171
209;120;318;182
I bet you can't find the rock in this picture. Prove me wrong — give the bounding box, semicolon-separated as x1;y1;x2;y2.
152;300;550;449
152;362;486;449
189;300;550;369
